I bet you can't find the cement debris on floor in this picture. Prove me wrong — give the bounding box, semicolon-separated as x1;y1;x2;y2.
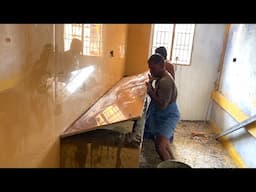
139;121;237;168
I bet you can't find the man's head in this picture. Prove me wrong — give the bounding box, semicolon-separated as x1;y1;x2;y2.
70;38;83;55
148;53;165;78
155;46;167;60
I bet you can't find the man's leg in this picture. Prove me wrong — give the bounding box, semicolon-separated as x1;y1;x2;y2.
155;134;174;161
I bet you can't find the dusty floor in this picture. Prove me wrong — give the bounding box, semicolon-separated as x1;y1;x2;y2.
139;121;237;168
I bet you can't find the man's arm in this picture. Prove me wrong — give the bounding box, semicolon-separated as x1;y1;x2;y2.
146;80;172;110
165;62;175;80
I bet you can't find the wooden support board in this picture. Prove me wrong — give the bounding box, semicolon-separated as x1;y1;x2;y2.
60;128;141;168
60;72;148;167
61;72;148;138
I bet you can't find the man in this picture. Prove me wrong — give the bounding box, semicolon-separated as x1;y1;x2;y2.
144;53;180;161
155;46;175;80
59;38;83;80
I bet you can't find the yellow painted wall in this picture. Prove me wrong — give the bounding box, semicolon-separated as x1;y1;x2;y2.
209;121;246;168
55;24;128;133
124;24;152;76
0;24;127;167
210;24;256;167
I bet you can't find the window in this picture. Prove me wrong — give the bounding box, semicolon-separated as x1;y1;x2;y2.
96;105;125;126
64;24;103;56
151;24;195;65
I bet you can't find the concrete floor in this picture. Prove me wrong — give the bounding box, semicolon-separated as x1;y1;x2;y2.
139;121;237;168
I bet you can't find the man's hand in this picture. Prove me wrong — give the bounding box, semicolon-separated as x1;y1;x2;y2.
148;73;157;83
146;81;154;96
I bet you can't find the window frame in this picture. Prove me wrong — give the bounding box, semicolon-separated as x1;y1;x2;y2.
151;24;196;66
64;24;102;57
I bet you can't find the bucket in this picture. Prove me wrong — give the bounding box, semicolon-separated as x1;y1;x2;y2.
157;160;191;168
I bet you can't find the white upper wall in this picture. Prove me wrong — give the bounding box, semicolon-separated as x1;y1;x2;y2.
175;24;226;120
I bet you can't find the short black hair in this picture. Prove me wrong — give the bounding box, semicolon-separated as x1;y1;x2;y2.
155;46;167;60
148;54;164;65
70;38;82;51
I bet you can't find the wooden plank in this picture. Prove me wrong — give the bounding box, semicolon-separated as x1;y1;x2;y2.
61;72;148;138
60;138;141;168
61;130;141;168
61;120;135;138
211;91;256;137
60;72;148;167
119;148;140;168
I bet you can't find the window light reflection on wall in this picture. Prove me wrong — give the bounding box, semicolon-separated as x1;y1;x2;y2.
96;105;126;126
66;65;95;94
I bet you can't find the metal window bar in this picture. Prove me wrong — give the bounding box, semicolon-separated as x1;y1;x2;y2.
83;24;91;55
151;24;174;59
64;24;82;52
216;114;256;139
64;24;102;56
151;24;195;65
83;24;102;56
171;24;195;65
